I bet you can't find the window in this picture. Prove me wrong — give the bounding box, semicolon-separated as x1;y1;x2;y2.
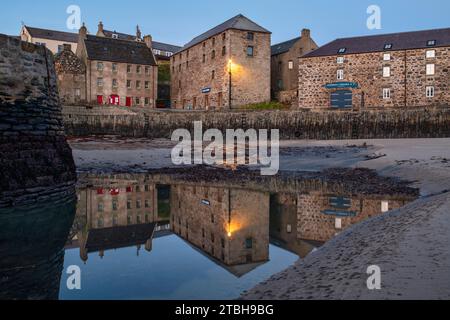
247;46;254;57
288;60;294;70
57;45;64;53
127;200;132;209
277;79;283;90
112;63;118;72
165;51;173;57
202;54;206;63
112;79;118;88
97;218;104;228
245;238;253;249
75;88;81;97
222;46;226;56
112;201;118;211
145;200;150;208
144;97;150;105
381;201;389;213
212;70;215;80
135;97;141;105
383;88;391;99
383;66;391;77
247;32;254;41
153;49;161;55
211;50;216;59
212;37;216;46
112;34;119;39
127;65;132;73
97;62;104;71
426;64;435;75
145;81;149;89
222;33;226;42
337;69;344;80
427;40;436;47
426;86;435;98
136;81;141;89
426;50;436;59
98;203;104;212
337;57;344;64
136;200;141;209
338;48;346;54
127;80;132;89
145;66;150;74
97;78;104;87
383;53;391;61
384;43;393;50
136;66;141;74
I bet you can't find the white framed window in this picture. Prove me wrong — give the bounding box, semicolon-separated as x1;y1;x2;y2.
426;64;435;75
383;88;391;99
426;50;436;59
127;80;132;89
383;53;391;61
381;201;389;213
153;49;161;56
337;57;344;64
97;78;103;87
337;69;344;80
335;218;342;230
383;66;391;77
288;60;294;70
426;86;435;98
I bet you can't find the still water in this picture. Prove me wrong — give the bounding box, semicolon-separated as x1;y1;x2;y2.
0;168;418;300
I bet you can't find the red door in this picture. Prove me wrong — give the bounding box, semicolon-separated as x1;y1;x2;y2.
97;95;103;105
126;97;132;107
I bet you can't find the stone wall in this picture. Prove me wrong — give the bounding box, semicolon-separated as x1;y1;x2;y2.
63;105;450;140
0;34;76;208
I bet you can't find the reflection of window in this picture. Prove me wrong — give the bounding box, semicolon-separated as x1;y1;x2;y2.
383;88;391;99
97;218;104;228
127;200;132;209
247;46;254;57
337;69;344;80
426;64;435;75
383;66;391;77
113;215;118;226
426;86;435;98
426;50;435;59
112;201;118;211
245;238;253;249
98;203;104;212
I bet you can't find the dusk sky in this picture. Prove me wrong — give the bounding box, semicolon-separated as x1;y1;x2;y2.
1;0;449;47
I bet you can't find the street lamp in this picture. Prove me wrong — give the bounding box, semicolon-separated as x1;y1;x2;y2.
228;59;233;110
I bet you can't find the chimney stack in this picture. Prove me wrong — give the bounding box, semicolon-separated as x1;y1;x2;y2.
143;35;152;49
136;25;142;41
301;28;311;39
97;21;104;37
63;43;72;52
79;23;88;40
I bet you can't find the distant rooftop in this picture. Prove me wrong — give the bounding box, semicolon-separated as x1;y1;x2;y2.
271;36;301;56
24;26;79;43
177;14;271;54
303;27;450;58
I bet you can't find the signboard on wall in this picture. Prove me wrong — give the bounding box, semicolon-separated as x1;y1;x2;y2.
324;82;358;89
201;87;211;94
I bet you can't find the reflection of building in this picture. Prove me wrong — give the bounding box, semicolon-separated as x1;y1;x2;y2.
72;177;166;262
170;184;270;273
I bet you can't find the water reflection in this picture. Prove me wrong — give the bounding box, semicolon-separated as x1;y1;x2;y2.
0;196;76;300
70;170;417;276
1;168;418;300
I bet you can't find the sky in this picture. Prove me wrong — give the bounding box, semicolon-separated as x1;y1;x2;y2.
1;0;449;47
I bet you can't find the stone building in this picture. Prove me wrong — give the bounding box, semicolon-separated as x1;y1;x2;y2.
299;28;450;109
20;25;78;54
271;29;318;104
94;21;181;108
76;24;158;108
54;44;86;105
171;14;271;110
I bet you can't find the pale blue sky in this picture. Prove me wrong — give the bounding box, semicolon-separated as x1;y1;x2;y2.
1;0;449;47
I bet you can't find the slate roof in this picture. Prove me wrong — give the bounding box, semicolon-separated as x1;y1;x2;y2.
152;41;182;53
271;36;301;56
178;14;271;53
24;26;79;43
103;29;137;41
303;27;450;58
84;34;157;65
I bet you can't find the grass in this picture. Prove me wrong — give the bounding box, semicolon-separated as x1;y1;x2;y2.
240;101;290;110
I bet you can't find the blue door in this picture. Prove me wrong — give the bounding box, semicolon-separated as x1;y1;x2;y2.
331;90;352;109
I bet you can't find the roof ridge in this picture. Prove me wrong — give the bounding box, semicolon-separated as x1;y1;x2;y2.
333;27;450;41
272;36;301;47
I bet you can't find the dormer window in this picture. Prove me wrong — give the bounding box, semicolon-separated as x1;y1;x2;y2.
112;34;119;39
384;44;393;50
338;48;346;54
427;40;436;47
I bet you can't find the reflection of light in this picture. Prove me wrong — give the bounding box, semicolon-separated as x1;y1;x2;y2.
227;231;232;238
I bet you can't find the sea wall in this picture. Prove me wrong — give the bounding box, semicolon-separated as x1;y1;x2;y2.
0;34;76;208
63;105;450;140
